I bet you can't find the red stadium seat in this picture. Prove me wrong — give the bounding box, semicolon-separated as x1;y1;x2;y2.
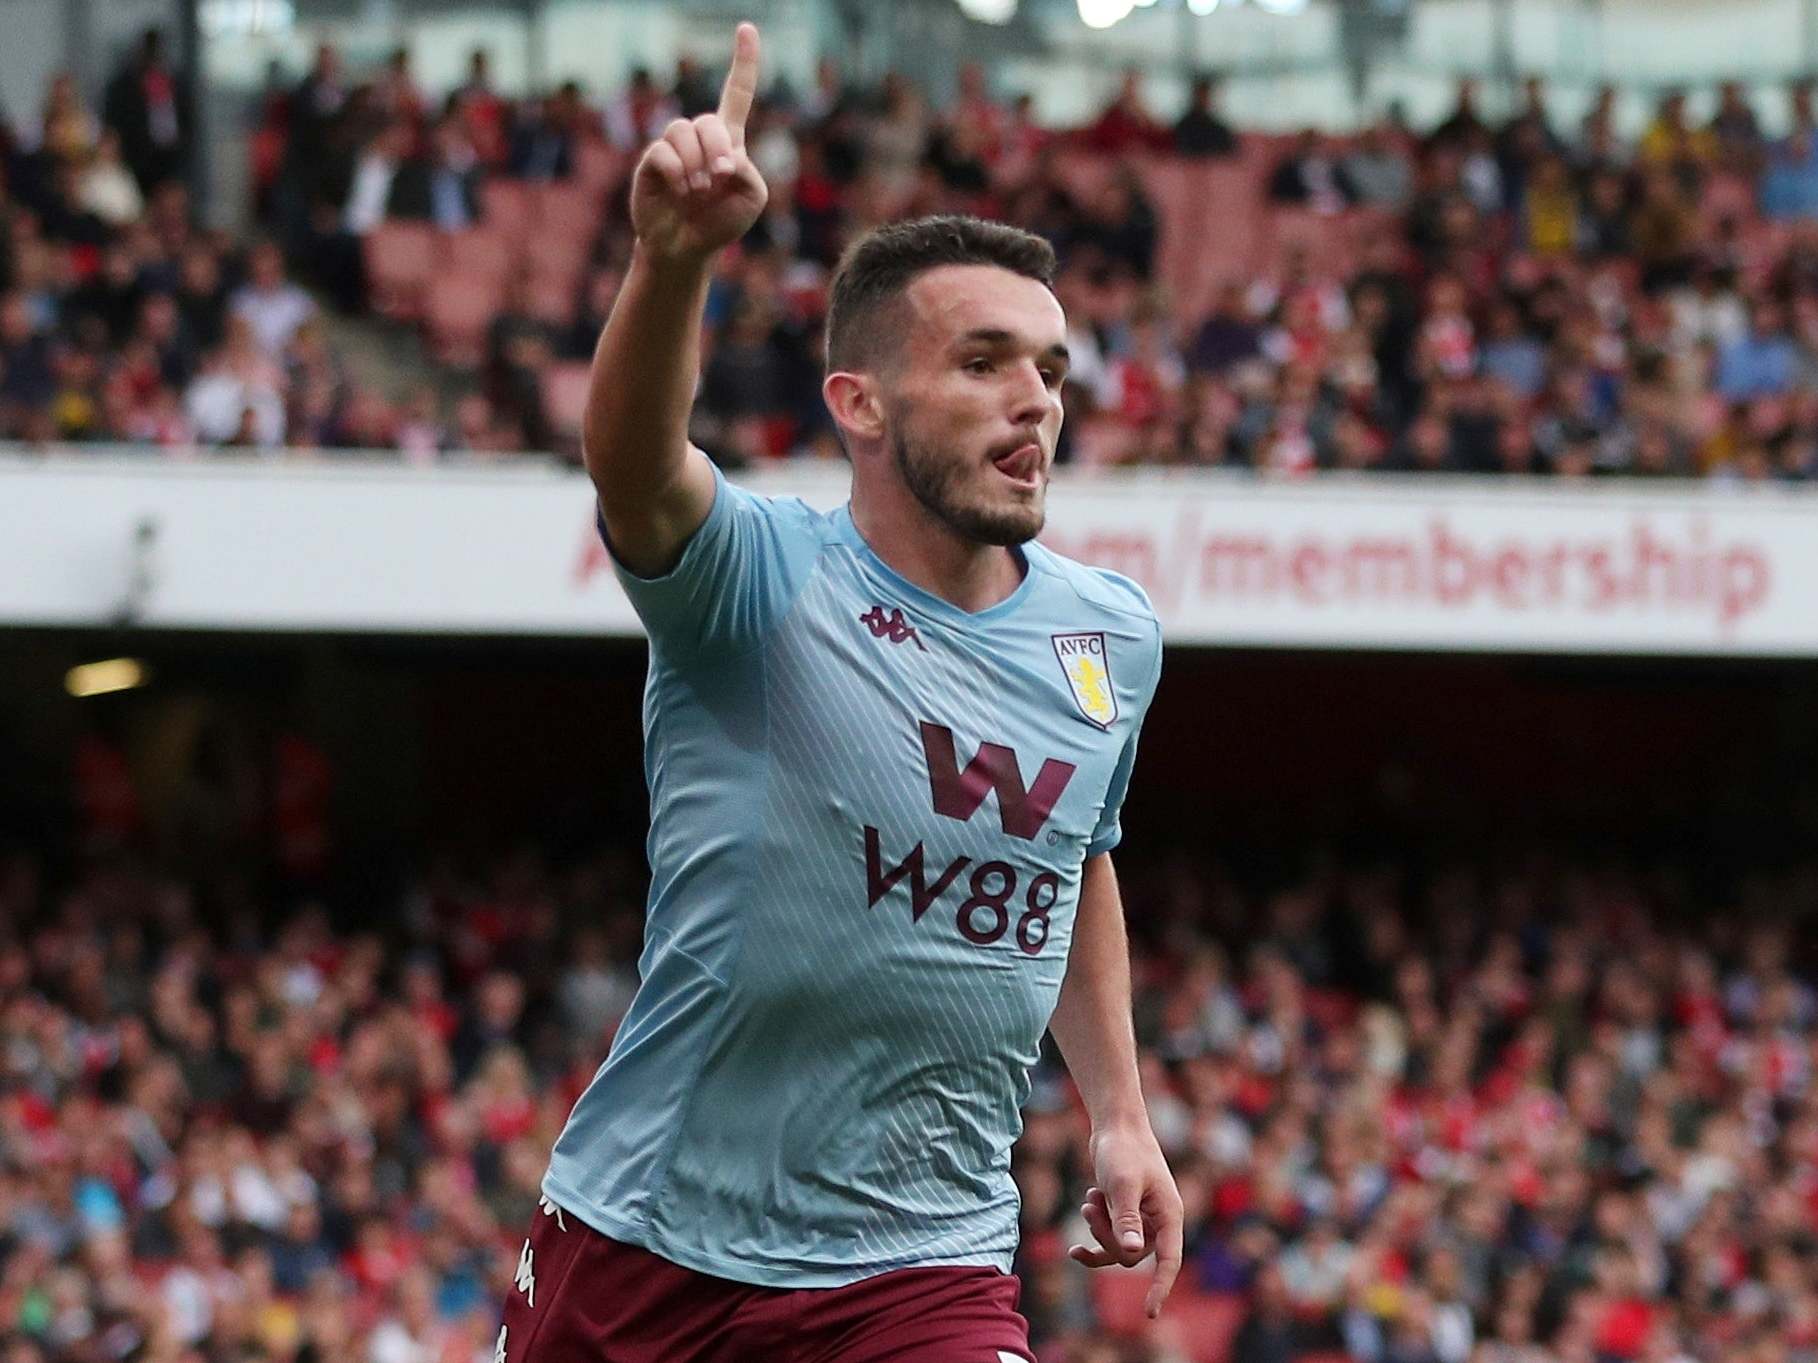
481;179;535;236
527;233;591;293
537;183;605;247
1166;1291;1246;1363
363;221;439;321
541;360;593;441
440;227;519;290
1089;1265;1152;1333
1702;170;1759;226
425;277;504;368
1088;1272;1247;1362
574;138;626;192
525;273;580;328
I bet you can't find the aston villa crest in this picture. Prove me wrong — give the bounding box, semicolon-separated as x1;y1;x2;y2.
1051;631;1117;729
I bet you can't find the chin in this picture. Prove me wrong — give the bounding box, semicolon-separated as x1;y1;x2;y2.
951;498;1045;547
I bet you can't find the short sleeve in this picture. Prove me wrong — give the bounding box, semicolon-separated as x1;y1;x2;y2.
1085;619;1163;858
1086;726;1141;858
602;463;822;660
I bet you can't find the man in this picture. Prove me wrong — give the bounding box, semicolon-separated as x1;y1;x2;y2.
102;28;189;193
1174;75;1237;159
500;21;1180;1363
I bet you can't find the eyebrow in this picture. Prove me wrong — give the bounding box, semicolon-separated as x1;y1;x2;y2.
955;328;1071;365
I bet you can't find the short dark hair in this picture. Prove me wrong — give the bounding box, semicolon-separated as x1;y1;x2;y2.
824;215;1056;374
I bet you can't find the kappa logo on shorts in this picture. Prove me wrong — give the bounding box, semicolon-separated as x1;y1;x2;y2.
494;1325;508;1363
997;1353;1029;1363
537;1194;566;1231
514;1239;536;1307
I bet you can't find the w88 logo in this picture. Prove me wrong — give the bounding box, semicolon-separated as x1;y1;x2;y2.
863;826;1059;956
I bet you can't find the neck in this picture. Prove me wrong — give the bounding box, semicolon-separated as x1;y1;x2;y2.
850;480;1026;615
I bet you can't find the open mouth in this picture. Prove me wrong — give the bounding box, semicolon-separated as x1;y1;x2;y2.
992;442;1043;488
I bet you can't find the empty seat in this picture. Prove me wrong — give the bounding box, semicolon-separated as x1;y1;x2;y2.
526;233;591;292
363;221;440;321
1168;1291;1247;1363
480;179;534;236
525;274;580;329
537;182;604;245
541;360;593;442
440;228;519;289
574;138;625;192
424;277;504;369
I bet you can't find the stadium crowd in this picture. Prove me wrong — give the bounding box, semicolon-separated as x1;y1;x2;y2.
3;830;1816;1363
9;35;1818;476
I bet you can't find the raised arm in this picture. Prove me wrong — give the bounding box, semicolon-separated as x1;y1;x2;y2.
583;21;767;577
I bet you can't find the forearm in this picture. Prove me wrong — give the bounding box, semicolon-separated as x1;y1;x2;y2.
1048;854;1148;1131
582;244;717;572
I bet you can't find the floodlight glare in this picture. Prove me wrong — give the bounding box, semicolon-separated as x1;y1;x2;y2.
65;659;150;698
1077;0;1136;29
955;0;1018;22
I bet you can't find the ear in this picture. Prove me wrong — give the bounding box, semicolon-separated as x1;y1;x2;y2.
823;371;885;444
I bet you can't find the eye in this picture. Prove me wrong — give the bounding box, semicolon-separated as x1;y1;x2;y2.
1040;367;1065;389
963;356;994;375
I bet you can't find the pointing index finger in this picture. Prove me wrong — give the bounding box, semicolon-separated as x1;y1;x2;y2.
717;22;760;143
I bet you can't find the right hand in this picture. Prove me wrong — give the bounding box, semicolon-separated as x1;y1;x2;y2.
630;21;768;267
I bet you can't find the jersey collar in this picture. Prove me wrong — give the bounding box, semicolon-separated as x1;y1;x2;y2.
832;503;1039;628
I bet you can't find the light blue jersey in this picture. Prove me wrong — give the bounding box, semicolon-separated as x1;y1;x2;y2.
543;466;1161;1287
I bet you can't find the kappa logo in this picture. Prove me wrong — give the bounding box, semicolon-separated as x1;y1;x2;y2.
514;1240;535;1307
859;605;927;652
1051;631;1117;729
494;1325;508;1363
537;1195;566;1231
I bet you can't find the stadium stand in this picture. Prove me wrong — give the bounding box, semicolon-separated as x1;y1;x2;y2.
3;836;1814;1363
8;45;1818;478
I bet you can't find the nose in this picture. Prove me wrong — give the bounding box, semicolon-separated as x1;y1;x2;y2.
1008;359;1057;428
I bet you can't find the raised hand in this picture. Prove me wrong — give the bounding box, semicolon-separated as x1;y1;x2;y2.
630;21;769;266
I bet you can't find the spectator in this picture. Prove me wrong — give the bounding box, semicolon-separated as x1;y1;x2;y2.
1638;89;1715;181
1345;122;1415;209
1174;76;1237;159
1762;119;1818;220
604;68;679;151
1430;78;1487;152
373;46;428;131
1716;299;1801;399
342;121;414;238
450;48;510;166
1710;81;1764;169
75;131;146;228
35;71;100;165
1084;69;1170;156
394;116;484;231
102;28;189;193
1270;130;1355;212
229;242;317;359
1518;156;1579;258
508;83;590;181
1190;283;1263;377
284;44;350;193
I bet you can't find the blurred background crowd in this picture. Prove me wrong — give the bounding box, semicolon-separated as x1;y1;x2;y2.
4;838;1816;1363
11;30;1818;477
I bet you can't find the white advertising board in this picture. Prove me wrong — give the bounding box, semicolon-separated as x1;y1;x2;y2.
0;451;1809;656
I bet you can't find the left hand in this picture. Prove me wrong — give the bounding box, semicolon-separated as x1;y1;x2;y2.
1067;1119;1184;1318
